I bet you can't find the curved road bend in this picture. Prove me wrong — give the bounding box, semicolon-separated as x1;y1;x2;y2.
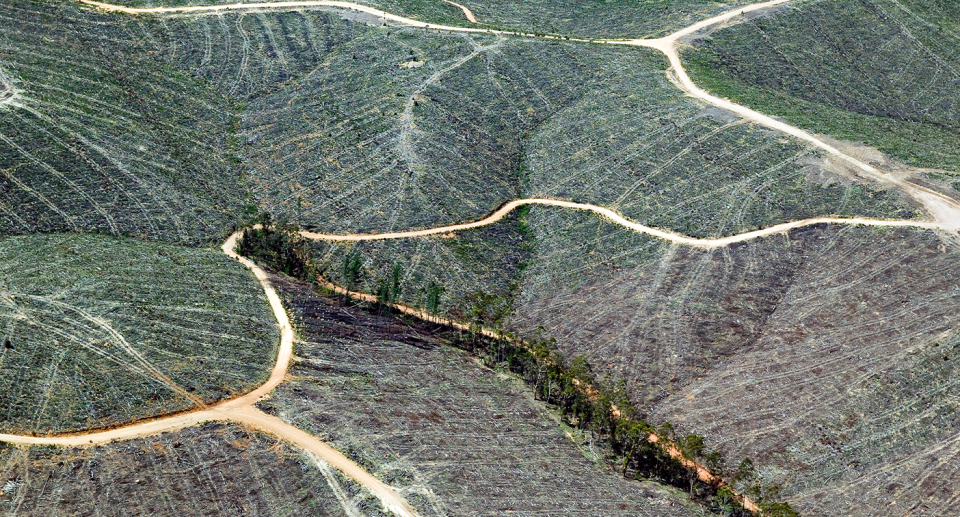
77;0;960;231
0;1;951;514
0;230;421;517
301;198;947;248
441;0;477;23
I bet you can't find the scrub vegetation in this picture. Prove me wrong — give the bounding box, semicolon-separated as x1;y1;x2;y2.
0;233;277;435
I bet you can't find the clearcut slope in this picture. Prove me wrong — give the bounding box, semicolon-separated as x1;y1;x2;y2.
0;0;251;245
0;233;277;434
0;423;353;516
683;0;960;175
257;274;703;517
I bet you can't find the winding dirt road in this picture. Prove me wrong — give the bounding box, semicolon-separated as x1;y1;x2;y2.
302;198;946;248
0;228;421;517
6;1;957;514
605;1;960;231
76;0;960;233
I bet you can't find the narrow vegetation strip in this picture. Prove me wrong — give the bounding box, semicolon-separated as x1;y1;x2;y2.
236;223;801;515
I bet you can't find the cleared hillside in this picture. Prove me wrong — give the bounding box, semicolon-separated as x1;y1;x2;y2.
0;1;918;244
0;233;278;434
682;0;960;177
645;226;960;516
0;0;251;245
513;214;960;515
89;0;754;39
4;1;960;515
306;203;960;515
257;274;703;517
0;423;354;516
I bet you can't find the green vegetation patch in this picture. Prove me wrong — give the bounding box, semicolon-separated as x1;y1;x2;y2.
309;206;530;322
0;233;277;434
682;0;960;172
235;28;914;237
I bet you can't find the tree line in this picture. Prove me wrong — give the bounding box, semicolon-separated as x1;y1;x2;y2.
235;219;798;516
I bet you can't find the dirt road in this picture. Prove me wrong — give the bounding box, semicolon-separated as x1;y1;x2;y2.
301;198;945;249
11;1;956;514
441;0;477;23
76;0;960;232
0;228;421;517
607;0;960;230
648;434;761;513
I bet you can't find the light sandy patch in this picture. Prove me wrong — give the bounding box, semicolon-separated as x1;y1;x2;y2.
0;68;20;108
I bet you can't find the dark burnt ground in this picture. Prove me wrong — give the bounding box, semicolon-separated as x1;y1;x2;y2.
258;274;701;517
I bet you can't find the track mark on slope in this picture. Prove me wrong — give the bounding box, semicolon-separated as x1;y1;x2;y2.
398;42;501;173
0;72;16;108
